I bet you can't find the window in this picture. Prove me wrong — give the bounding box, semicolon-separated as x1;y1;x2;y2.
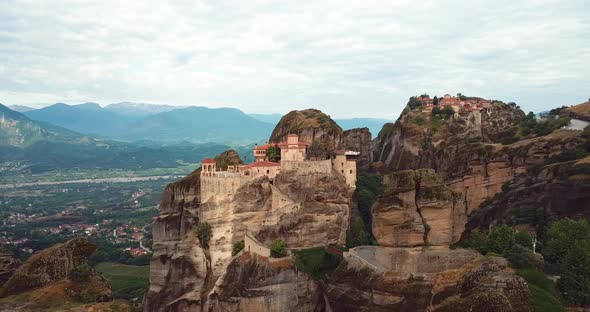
266;170;270;174
350;170;353;174
341;162;344;166
341;170;344;173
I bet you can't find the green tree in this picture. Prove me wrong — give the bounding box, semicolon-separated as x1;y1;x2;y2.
232;240;245;256
407;96;422;110
196;222;212;248
544;218;590;267
514;231;533;249
466;229;489;254
441;106;455;117
270;239;287;258
266;145;281;162
69;263;92;283
557;240;590;306
433;96;439;106
431;107;441;116
487;225;515;254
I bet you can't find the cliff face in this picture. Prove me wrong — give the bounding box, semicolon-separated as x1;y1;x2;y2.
372;102;584;240
145;152;354;311
144;170;207;311
342;127;372;167
269;109;343;145
565;101;590;122
325;246;530;312
208;252;324;312
0;238;112;309
464;155;590;236
371;169;462;247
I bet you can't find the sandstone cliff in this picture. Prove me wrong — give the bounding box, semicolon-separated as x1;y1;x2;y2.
324;246;530;312
208;252;325;311
144;150;354;311
464;155;590;236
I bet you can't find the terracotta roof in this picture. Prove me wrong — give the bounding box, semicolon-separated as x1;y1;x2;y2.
243;161;281;168
254;143;277;150
202;158;215;164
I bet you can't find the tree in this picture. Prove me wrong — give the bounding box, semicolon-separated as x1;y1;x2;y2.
196;222;212;248
232;240;245;256
270;239;287;258
431;107;441;116
441;106;455;117
514;231;533;249
465;229;488;254
557;240;590;306
433;96;439;106
544;219;590;266
266;145;281;162
407;96;422;110
487;225;515;254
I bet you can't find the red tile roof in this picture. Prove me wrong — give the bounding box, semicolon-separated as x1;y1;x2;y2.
202;158;215;163
254;143;277;150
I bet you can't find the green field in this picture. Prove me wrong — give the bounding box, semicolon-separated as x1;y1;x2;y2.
95;262;150;300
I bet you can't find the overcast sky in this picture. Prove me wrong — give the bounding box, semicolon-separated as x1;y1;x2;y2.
0;0;588;118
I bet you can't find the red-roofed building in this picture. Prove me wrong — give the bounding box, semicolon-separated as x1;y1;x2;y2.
253;143;278;161
241;161;281;179
201;158;216;176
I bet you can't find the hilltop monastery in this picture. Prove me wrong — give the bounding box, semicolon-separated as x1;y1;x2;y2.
200;134;359;201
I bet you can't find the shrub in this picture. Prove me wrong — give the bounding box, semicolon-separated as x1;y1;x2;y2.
487;225;515;254
557;240;590;306
407;96;422;110
232;240;245;256
465;229;488;254
196;222;212;248
441;106;455;117
266;145;281;162
514;230;533;249
505;245;543;270
413;116;425;125
293;247;342;280
270;239;287;258
70;263;92;283
518;269;565;312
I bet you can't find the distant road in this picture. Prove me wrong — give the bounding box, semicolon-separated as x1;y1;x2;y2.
0;175;182;189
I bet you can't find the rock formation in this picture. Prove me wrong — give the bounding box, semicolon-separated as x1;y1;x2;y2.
565;100;590;122
145;102;542;312
144;149;354;311
325;246;530;311
464;155;590;236
0;238;112;309
208;252;325;311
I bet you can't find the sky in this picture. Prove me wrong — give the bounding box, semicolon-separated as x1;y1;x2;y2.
0;0;589;119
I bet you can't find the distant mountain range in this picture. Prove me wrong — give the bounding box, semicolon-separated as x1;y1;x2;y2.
7;105;35;112
0;104;251;175
16;102;388;143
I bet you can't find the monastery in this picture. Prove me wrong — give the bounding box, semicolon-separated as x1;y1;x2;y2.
200;134;359;201
419;94;492;114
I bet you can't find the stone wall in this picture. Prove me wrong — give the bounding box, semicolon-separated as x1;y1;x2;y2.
244;232;271;257
200;175;254;202
280;159;332;175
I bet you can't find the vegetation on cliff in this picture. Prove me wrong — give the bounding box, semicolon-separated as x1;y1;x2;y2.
269;108;342;143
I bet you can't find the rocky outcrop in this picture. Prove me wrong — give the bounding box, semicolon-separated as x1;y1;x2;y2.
565;101;590;122
324;246;530;312
464;155;590;236
208;252;324;311
0;247;20;287
0;238;112;309
145;151;355;311
371;169;462;247
144;169;207;311
342;127;372;168
269;109;343;145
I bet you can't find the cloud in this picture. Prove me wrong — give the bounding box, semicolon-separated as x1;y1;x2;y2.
0;0;588;118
